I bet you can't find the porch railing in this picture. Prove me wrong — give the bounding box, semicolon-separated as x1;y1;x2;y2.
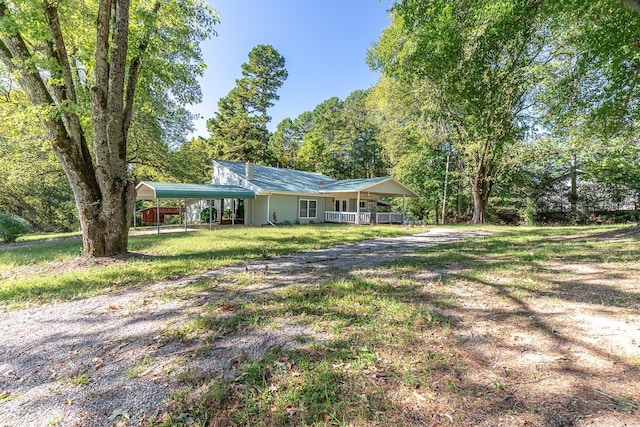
325;211;371;224
376;212;404;224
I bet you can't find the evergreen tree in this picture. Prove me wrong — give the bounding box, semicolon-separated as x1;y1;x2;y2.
207;44;287;163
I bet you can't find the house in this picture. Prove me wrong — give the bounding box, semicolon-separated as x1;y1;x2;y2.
211;160;418;226
135;161;418;230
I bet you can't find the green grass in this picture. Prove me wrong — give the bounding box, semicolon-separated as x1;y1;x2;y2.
0;224;417;309
151;224;639;426
15;230;81;243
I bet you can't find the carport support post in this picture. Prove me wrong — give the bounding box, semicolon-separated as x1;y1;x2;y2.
156;199;160;234
402;195;406;222
209;199;212;230
356;191;361;225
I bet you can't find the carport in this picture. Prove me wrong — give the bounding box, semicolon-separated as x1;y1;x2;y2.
135;181;256;233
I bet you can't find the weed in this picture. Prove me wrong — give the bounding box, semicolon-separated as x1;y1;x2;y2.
492;381;508;390
127;356;156;378
66;373;90;386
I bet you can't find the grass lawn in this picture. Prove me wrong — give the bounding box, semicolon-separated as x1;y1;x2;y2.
153;224;640;426
0;224;416;309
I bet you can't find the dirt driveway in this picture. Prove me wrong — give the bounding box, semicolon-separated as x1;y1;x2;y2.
0;227;638;426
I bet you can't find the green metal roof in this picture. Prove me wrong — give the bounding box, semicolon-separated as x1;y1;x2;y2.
213;160;419;197
215;160;337;193
320;177;389;192
136;181;255;200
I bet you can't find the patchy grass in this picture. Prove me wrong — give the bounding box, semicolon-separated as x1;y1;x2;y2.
6;230;81;244
0;224;416;309
153;225;640;426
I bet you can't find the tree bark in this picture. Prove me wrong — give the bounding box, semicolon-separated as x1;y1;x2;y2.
441;148;451;224
469;161;492;224
470;179;488;224
0;0;142;256
570;152;577;215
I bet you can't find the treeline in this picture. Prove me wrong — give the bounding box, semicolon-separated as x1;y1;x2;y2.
2;1;639;232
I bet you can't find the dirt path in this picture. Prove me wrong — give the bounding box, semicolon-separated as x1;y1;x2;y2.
0;228;490;427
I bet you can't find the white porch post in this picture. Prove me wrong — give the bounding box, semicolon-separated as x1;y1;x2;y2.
156;199;160;234
356;191;361;225
232;199;235;226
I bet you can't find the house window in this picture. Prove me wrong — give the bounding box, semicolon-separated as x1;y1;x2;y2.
299;199;317;219
359;201;367;209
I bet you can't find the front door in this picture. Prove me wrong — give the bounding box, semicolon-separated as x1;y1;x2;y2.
335;199;348;212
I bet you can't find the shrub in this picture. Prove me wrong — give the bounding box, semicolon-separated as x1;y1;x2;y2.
200;207;217;223
0;213;31;243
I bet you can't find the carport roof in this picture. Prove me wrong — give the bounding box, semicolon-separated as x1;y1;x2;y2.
135;181;256;201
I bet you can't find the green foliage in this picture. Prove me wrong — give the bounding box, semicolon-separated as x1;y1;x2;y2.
370;76;469;223
295;90;387;179
206;45;287;164
0;80;78;231
0;212;31;243
0;0;218;255
200;206;217;223
370;0;553;223
269;113;312;169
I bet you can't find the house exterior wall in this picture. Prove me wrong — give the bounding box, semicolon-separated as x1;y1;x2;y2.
250;194;333;225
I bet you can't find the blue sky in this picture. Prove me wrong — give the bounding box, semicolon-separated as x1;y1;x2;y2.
189;0;393;138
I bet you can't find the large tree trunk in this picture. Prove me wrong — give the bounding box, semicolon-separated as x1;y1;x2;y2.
0;0;147;257
470;182;488;223
77;181;136;256
569;152;578;216
470;168;492;224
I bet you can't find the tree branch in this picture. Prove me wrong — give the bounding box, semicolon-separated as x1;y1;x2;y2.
122;1;161;145
105;0;130;171
0;1;100;204
622;0;640;14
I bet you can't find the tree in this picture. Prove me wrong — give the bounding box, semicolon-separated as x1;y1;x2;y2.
370;76;467;223
207;87;266;163
0;0;216;255
296;91;385;179
207;44;287;164
540;0;640;189
370;0;551;223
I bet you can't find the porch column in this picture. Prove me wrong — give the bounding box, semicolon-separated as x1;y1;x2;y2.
232;199;235;226
356;191;361;225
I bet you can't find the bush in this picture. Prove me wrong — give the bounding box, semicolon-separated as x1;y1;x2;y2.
200;207;217;223
0;213;31;243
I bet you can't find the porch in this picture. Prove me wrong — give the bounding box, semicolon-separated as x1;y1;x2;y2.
324;211;404;224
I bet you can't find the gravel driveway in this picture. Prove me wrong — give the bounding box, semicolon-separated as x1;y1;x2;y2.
0;228;489;427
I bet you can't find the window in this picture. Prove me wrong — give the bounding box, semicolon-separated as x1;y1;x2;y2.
335;199;348;212
299;199;317;219
359;201;367;209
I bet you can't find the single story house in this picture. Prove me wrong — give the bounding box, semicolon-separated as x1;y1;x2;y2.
211;160;418;226
135;160;418;229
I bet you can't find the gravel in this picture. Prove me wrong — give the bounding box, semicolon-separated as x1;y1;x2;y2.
0;228;489;426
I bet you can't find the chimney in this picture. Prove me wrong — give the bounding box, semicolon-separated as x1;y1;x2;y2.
245;161;254;180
